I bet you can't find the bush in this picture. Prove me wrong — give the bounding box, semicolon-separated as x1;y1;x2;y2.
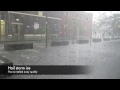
37;28;46;34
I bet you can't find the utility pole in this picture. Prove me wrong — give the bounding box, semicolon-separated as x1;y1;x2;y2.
5;11;8;39
45;11;48;47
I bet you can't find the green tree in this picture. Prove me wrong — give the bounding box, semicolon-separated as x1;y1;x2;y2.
98;13;120;38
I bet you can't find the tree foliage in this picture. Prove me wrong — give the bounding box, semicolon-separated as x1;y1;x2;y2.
98;13;120;37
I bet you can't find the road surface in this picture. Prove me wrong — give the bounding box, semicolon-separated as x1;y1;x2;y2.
0;40;120;79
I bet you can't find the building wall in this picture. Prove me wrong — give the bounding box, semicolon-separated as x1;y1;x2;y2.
61;11;93;40
0;11;93;41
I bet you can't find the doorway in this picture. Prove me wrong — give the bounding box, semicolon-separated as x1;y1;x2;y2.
12;23;24;38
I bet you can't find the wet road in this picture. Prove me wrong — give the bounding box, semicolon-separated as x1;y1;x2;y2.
0;40;120;79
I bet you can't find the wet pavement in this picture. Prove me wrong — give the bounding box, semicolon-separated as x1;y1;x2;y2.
0;40;120;79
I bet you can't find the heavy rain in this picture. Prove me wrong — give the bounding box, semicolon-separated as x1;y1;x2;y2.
0;11;120;79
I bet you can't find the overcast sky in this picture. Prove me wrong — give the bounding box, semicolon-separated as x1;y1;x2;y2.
86;11;111;21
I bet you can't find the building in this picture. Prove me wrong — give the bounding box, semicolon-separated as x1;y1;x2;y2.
0;11;93;41
61;11;93;40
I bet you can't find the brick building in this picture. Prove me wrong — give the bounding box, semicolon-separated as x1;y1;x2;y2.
61;11;93;40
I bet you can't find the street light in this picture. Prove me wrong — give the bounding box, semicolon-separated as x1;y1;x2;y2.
16;19;19;21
